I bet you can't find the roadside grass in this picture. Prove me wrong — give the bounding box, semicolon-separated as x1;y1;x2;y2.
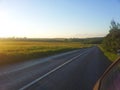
0;41;92;65
98;45;119;62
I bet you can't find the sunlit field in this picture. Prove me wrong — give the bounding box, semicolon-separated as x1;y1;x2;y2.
0;40;92;65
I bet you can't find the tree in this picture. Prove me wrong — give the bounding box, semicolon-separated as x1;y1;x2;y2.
103;20;120;53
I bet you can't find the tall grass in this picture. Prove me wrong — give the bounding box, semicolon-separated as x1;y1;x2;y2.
0;41;91;65
98;45;119;62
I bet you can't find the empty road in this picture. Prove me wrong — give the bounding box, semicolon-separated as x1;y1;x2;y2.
0;47;111;90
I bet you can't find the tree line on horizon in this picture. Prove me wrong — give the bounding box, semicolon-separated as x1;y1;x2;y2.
0;37;103;44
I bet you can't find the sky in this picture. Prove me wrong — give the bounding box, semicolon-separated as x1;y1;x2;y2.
0;0;120;38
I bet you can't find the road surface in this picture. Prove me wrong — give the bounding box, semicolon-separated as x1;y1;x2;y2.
0;47;111;90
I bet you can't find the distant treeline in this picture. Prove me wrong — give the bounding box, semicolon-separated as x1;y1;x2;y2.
0;37;103;44
64;37;103;44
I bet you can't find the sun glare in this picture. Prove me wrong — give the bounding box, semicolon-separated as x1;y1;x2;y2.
0;11;12;37
0;8;19;37
0;9;9;37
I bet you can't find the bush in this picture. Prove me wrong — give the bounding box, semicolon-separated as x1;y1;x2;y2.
103;20;120;53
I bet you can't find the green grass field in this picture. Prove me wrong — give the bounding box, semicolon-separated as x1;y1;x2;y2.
0;40;91;65
98;45;119;62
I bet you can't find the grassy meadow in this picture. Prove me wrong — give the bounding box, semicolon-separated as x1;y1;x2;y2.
0;40;91;65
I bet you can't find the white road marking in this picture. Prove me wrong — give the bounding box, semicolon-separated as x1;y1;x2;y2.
19;50;88;90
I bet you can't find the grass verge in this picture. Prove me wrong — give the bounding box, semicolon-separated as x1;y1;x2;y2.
98;45;119;62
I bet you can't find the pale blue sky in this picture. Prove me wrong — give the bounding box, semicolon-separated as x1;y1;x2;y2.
0;0;120;38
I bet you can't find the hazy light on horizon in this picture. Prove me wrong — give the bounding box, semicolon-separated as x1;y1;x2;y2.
0;0;120;38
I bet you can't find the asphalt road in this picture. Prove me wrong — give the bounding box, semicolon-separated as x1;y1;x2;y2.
0;47;111;90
